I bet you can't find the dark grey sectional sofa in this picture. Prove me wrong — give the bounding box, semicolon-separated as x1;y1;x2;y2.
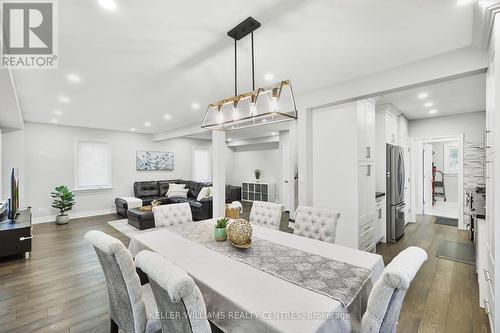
115;179;241;221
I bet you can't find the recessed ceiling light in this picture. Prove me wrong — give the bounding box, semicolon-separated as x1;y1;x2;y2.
424;102;433;108
418;92;428;99
53;110;63;116
58;95;70;103
227;138;232;142
163;114;172;120
130;127;136;132
191;103;200;110
264;73;274;81
271;132;278;136
428;109;438;114
67;73;81;83
262;119;267;123
98;0;117;11
144;122;152;127
50;118;59;124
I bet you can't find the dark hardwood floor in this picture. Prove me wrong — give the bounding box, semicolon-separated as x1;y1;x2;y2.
0;213;489;332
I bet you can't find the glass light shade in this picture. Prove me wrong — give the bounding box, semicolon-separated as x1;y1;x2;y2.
201;80;297;130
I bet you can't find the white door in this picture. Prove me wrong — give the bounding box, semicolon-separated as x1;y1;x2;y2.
281;143;292;212
403;147;411;223
423;144;433;213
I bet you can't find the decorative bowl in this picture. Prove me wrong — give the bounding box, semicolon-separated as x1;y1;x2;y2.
227;218;252;248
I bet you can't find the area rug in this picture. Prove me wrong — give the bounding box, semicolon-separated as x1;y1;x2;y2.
435;216;458;227
107;219;144;238
436;240;475;265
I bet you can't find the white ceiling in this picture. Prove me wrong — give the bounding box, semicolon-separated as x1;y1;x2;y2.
376;73;486;119
187;122;291;141
12;0;475;133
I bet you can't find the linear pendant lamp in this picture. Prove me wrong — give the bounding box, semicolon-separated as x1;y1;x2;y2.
201;17;298;131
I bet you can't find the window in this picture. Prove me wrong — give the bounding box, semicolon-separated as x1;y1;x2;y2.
444;143;459;174
75;139;112;190
192;148;212;182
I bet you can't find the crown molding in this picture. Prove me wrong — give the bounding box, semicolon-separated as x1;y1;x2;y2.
473;0;500;50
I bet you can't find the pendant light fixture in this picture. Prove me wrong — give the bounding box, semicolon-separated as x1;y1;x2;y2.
201;17;298;130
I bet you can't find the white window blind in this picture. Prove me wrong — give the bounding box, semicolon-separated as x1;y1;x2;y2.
192;148;212;182
444;143;459;174
75;140;112;190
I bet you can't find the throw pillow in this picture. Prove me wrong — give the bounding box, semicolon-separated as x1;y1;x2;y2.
166;183;186;197
167;188;189;199
197;186;211;201
207;186;213;198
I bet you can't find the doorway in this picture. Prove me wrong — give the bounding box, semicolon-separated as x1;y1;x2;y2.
412;135;464;228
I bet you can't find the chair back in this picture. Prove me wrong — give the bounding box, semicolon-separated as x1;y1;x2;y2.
153;202;192;227
293;205;340;243
135;250;211;333
361;246;428;333
84;230;146;333
249;201;283;229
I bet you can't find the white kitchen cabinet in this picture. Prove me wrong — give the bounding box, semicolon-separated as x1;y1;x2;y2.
376;196;386;243
312;99;377;251
385;112;398;145
358;100;376;162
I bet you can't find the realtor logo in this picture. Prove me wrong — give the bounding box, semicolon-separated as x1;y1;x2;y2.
1;0;58;69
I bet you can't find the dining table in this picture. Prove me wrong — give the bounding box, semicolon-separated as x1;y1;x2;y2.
128;219;385;333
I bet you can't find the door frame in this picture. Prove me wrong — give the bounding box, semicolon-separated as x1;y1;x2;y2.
410;134;465;229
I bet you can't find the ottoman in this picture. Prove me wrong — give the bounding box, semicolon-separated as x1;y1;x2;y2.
127;208;155;230
116;197;143;218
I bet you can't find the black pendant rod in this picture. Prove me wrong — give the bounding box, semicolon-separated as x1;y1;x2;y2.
251;32;255;91
234;39;238;96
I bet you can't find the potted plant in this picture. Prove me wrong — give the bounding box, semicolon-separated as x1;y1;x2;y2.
254;169;261;182
51;185;76;225
215;217;229;241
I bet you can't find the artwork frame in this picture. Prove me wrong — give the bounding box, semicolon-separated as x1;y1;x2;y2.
136;151;174;171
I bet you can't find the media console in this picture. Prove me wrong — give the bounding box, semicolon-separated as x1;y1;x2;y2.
0;207;32;259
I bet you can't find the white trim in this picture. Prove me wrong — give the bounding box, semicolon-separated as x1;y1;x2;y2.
410;134;465;230
33;208;115;224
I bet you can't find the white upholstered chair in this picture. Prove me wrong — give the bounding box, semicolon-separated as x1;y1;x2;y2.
361;246;428;333
153;202;192;228
135;250;212;333
84;230;160;333
249;201;283;230
292;205;340;243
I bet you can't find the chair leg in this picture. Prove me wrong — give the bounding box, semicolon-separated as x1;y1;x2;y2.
110;318;119;333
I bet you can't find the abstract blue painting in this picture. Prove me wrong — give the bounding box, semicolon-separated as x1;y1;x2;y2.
136;151;174;171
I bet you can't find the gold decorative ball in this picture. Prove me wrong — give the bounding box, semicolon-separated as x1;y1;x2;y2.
227;218;253;248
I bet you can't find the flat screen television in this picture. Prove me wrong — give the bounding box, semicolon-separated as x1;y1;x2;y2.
9;168;19;220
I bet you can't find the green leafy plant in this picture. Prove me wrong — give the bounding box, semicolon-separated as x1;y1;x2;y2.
254;169;261;180
216;217;229;229
51;185;76;216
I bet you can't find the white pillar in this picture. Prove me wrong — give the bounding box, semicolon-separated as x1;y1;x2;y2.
212;130;226;218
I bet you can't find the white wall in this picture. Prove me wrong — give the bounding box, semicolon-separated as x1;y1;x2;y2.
2;122;210;221
227;142;281;203
409;111;486;141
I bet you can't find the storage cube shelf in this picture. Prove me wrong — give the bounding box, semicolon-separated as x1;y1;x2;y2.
241;182;276;202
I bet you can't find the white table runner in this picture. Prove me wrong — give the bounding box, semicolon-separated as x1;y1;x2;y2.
129;220;385;333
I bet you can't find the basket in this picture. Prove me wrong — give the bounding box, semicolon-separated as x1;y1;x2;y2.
225;205;240;219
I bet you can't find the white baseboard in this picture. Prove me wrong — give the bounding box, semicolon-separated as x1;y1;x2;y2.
33;208;116;224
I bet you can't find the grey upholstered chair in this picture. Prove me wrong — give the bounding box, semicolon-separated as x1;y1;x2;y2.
84;230;160;333
292;205;340;243
249;201;283;229
361;246;428;333
135;250;212;333
153;202;192;228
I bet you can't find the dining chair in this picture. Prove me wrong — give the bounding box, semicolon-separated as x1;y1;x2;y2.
249;201;283;229
153;202;192;228
84;230;161;333
292;205;340;243
361;246;428;333
135;250;212;333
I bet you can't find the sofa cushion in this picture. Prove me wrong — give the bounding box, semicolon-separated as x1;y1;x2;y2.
187;181;212;198
134;181;160;198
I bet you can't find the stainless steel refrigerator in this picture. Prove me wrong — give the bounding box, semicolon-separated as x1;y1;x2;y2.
386;144;405;243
